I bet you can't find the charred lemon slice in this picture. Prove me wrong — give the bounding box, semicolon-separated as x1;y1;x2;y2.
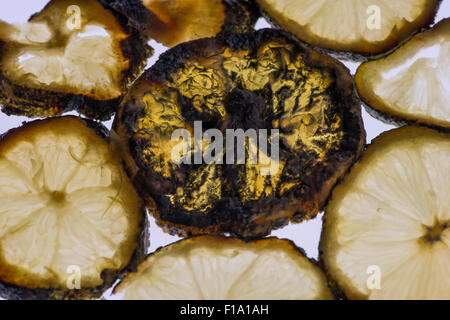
113;236;333;300
0;0;152;120
321;126;450;300
257;0;441;56
103;0;259;47
0;117;146;300
114;29;365;237
356;18;450;130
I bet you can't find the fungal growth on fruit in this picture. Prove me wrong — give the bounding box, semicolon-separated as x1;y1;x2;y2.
114;29;365;238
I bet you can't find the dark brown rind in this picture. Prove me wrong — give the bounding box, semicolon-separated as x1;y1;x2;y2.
114;29;365;238
98;0;163;37
219;0;260;36
258;0;442;58
0;116;149;300
0;0;153;121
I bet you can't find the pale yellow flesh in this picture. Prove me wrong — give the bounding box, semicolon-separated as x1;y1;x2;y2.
357;19;450;127
0;0;131;100
258;0;430;50
114;237;332;300
322;128;450;300
2;24;128;99
0;22;53;44
0;118;142;289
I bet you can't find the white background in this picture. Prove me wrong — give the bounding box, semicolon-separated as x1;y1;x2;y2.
0;1;448;265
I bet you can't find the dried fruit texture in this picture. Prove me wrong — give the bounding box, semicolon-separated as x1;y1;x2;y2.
356;18;450;130
0;117;147;300
0;0;152;120
257;0;441;56
113;236;333;299
321;126;450;300
114;30;365;237
103;0;259;47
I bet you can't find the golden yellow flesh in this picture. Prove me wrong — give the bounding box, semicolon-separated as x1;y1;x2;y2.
0;0;129;100
114;237;333;300
356;19;450;128
143;0;226;47
322;127;450;300
257;0;437;53
0;118;142;289
136;40;343;211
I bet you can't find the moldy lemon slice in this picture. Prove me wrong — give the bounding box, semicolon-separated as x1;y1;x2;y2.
113;29;365;238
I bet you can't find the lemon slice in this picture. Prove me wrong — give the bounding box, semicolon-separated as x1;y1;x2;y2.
356;18;450;129
113;236;333;300
257;0;440;55
103;0;258;47
321;126;450;300
113;29;365;238
0;0;152;120
143;0;227;46
0;116;146;299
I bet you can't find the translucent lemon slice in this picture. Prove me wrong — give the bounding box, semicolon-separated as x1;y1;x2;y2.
0;117;146;299
356;18;450;129
114;236;333;300
0;0;152;120
321;126;450;300
257;0;440;55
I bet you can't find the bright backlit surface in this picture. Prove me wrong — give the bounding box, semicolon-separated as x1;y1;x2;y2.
0;0;448;299
113;237;333;300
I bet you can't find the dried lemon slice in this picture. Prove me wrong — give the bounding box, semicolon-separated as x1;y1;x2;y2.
257;0;441;55
0;0;152;120
0;117;146;300
113;29;365;238
113;236;333;300
356;18;450;129
321;126;450;300
103;0;259;47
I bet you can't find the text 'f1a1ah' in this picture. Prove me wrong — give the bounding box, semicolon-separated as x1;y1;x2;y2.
179;304;270;317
